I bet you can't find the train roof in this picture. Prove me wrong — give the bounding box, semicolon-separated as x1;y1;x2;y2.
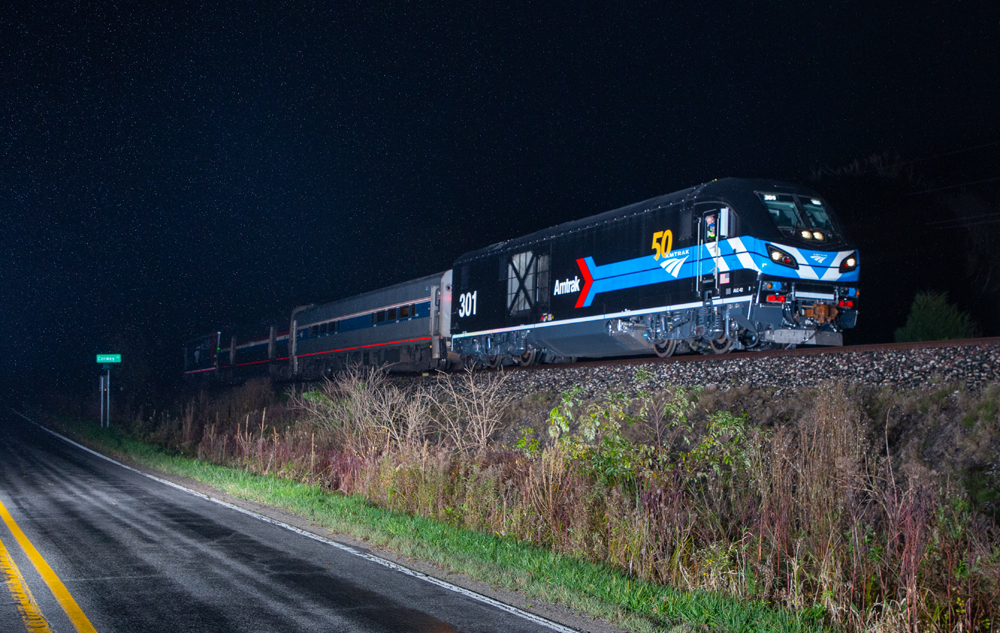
454;177;825;264
297;270;448;318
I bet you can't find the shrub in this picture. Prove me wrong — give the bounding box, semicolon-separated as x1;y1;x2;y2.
894;291;981;342
294;365;431;456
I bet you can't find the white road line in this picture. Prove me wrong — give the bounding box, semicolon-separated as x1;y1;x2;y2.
9;410;580;633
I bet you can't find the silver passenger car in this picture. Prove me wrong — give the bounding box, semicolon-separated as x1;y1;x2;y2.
288;270;456;377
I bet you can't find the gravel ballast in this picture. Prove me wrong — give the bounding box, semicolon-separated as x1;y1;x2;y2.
453;340;1000;399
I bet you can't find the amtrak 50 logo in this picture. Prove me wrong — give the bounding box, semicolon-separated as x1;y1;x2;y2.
553;276;582;296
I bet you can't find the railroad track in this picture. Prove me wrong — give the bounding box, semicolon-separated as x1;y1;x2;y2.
504;336;1000;372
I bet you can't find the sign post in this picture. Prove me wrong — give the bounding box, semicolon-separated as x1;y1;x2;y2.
96;354;121;428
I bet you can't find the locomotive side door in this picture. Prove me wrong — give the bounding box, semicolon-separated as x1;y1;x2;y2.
695;205;731;299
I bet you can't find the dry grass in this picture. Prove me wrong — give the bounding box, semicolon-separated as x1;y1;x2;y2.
111;370;1000;633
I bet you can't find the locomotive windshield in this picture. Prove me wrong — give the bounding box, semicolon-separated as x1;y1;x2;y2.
799;197;833;231
758;192;837;235
760;194;801;230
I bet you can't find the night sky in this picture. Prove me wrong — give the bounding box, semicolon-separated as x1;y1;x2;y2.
3;2;999;400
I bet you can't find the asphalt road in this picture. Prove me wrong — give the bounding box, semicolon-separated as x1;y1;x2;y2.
0;412;577;633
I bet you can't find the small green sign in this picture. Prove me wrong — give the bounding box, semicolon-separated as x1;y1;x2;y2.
96;354;121;363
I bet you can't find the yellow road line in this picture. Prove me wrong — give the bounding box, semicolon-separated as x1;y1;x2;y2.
0;498;98;633
0;534;52;632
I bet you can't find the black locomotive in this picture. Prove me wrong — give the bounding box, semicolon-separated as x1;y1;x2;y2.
185;178;859;379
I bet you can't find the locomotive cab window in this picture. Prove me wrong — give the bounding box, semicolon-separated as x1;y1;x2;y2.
759;192;839;240
759;193;801;230
799;198;834;231
705;213;718;240
697;204;733;242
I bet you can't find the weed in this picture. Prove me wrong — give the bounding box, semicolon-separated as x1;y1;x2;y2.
634;366;654;384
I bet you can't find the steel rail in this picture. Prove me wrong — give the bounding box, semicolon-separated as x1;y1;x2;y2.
499;337;1000;373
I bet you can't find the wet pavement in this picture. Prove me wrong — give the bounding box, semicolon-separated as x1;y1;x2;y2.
0;412;576;633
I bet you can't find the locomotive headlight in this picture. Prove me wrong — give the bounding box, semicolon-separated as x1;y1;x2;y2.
812;231;825;241
801;230;812;239
766;244;799;269
839;252;859;273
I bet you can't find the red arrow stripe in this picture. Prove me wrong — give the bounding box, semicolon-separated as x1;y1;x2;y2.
574;258;593;309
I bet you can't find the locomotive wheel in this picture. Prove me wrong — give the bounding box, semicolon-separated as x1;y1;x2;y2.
708;335;733;354
486;355;501;369
463;355;482;370
740;330;761;350
654;340;677;358
515;349;538;366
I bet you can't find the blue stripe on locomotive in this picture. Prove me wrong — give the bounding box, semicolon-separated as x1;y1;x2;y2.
577;236;858;307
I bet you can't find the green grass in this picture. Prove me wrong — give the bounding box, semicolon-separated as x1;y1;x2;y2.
51;416;830;633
